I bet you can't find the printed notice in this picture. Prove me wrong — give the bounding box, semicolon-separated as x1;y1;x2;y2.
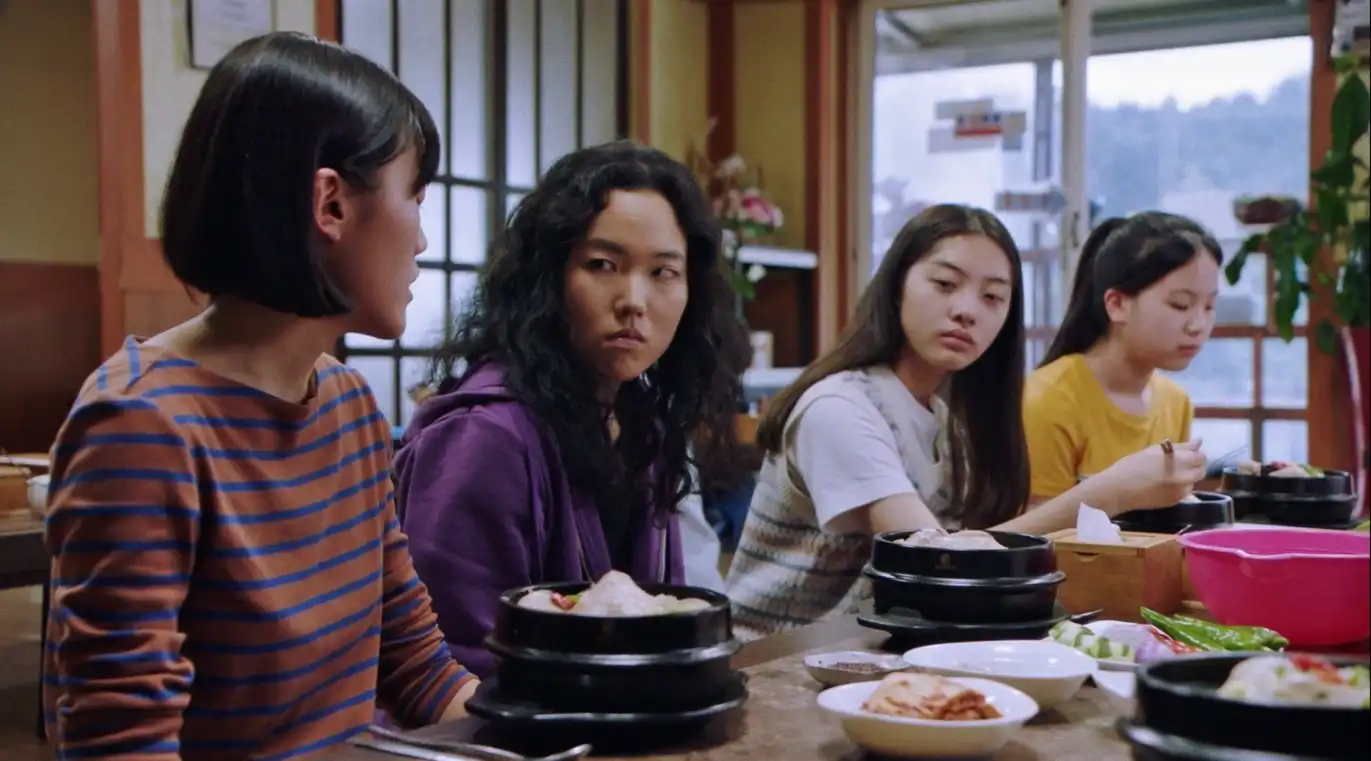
190;0;275;70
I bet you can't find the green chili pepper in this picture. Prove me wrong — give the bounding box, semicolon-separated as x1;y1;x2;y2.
1140;608;1224;651
1173;615;1288;651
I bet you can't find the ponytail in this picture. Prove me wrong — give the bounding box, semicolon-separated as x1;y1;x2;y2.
1039;217;1126;367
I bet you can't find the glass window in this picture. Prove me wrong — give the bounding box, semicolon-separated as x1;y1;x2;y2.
1166;338;1255;408
337;0;625;426
1193;419;1253;462
870;62;1042;272
1261;337;1308;409
1262;419;1308;464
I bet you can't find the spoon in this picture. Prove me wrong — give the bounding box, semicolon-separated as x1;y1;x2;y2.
354;725;592;761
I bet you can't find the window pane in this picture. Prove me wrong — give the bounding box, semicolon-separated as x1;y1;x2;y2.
1262;419;1308;465
397;0;447;174
450;187;490;265
505;0;538;187
1167;338;1254;407
345;332;392;350
398;356;432;428
450;271;478;318
871;62;1041;272
450;0;490;180
340;0;393;69
580;0;619;146
347;357;398;425
1261;337;1307;409
402;269;448;349
539;0;579;173
1193;419;1252;462
1085;38;1311;326
418;183;447;263
506;193;525;219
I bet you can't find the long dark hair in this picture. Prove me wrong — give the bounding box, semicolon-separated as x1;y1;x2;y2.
756;204;1028;529
431;140;744;515
1041;212;1223;367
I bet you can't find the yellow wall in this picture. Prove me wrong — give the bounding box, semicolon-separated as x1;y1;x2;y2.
732;3;808;250
644;0;709;163
0;0;98;264
140;0;316;237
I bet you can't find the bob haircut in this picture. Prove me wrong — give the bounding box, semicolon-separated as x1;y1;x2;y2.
755;204;1029;529
1041;211;1223;367
160;32;440;316
432;140;745;517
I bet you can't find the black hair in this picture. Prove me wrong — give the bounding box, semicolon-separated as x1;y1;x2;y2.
431;140;745;517
1041;212;1223;367
756;204;1028;529
160;31;440;316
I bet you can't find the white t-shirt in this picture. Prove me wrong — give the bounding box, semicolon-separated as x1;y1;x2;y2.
725;365;952;640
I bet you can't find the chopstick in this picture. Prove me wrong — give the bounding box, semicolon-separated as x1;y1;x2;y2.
1160;439;1175;456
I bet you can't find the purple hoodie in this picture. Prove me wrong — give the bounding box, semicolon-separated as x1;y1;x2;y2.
393;362;685;678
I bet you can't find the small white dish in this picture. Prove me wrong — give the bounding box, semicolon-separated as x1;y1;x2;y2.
1092;669;1136;714
1043;620;1139;671
902;640;1095;710
27;474;49;520
817;676;1038;758
804;650;908;687
1085;620;1142;671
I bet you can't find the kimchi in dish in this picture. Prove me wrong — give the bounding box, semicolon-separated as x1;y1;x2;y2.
860;672;1003;721
516;570;711;617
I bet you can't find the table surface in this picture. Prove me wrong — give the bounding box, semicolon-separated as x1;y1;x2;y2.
320;617;1134;761
0;513;45;589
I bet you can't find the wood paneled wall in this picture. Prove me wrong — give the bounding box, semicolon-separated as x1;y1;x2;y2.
0;263;101;453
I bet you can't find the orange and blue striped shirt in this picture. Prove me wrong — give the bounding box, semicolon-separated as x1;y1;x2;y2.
43;337;472;760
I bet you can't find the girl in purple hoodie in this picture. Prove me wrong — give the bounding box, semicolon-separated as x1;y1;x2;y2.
394;141;749;677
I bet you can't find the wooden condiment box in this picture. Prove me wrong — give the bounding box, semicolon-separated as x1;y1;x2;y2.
1046;529;1184;624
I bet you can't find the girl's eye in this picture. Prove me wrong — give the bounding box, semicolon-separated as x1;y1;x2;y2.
1169;302;1190;312
985;293;1006;304
933;279;956;292
655;268;683;279
587;258;615;271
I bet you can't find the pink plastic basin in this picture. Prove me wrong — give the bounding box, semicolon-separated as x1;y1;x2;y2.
1177;527;1370;647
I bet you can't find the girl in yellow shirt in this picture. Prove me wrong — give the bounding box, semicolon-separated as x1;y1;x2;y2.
1025;212;1223;502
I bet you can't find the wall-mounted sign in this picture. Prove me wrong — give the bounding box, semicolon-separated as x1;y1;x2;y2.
995;188;1067;215
189;0;275;71
928;98;1027;154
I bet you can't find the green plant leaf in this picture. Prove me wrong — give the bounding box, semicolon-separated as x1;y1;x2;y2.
1312;151;1356;190
1223;233;1265;286
1333;53;1362;76
1329;72;1371;156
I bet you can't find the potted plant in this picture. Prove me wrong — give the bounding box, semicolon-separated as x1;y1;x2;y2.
1225;52;1369;515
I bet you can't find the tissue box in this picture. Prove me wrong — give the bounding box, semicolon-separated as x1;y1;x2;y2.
1046;529;1184;624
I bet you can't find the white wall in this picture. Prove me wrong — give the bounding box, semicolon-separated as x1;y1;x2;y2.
140;0;316;237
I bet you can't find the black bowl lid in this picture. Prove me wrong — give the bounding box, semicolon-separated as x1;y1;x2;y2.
863;564;1066;589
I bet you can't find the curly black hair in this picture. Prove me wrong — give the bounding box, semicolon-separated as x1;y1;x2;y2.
430;140;746;518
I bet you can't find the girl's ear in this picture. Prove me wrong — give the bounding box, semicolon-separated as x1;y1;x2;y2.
1102;287;1130;323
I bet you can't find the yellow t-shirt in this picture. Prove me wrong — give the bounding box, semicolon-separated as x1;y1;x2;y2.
1024;354;1194;499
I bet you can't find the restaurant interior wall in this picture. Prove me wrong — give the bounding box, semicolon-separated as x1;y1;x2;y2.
0;0;101;452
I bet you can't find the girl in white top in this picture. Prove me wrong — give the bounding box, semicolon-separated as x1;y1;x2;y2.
725;205;1208;641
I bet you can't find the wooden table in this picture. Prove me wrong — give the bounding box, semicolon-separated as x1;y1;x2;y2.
0;512;48;738
321;617;1133;761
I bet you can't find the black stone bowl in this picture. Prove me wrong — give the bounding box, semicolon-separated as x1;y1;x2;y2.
870;529;1058;578
862;564;1065;624
1221;468;1359;527
486;639;742;713
1120;653;1370;761
486;582;741;714
491;581;733;654
1114;492;1234;535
